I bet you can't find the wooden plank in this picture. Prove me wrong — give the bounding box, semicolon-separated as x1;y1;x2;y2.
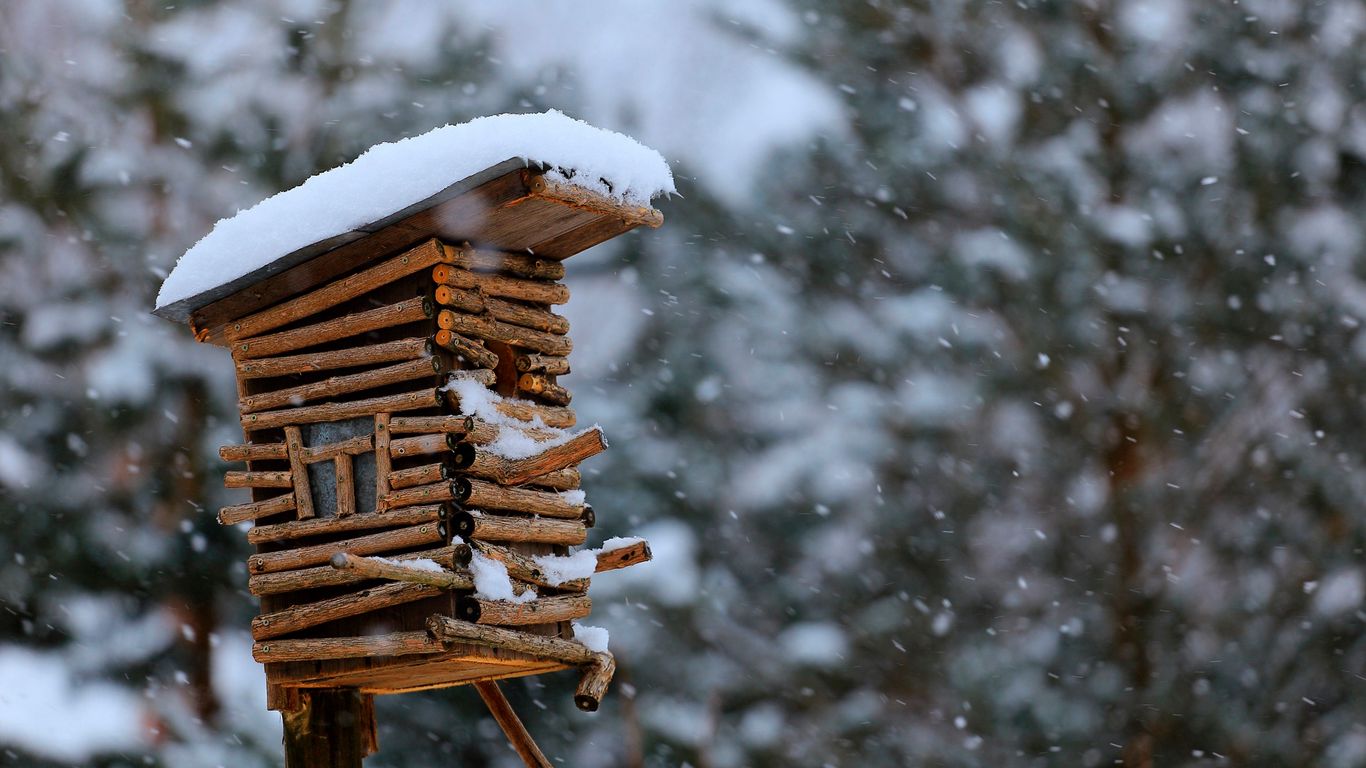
228;240;449;342
432;266;569;305
242;389;439;431
232;296;432;360
235;337;430;380
239;356;442;413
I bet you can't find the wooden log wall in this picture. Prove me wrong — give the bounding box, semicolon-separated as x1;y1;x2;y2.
211;238;653;710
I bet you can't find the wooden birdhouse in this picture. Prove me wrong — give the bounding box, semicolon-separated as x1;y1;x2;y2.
152;113;671;764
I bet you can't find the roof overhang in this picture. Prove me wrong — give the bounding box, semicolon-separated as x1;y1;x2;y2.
155;158;662;346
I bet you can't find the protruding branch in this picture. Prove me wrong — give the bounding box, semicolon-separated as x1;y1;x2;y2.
515;354;570;375
433;329;500;369
574;653;616;712
516;373;571;406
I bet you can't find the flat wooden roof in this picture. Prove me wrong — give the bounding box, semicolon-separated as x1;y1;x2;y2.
156;158;662;346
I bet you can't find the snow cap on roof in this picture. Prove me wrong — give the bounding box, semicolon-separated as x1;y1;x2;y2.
155;110;674;310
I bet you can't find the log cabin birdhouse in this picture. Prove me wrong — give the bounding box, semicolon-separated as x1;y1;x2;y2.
152;112;671;765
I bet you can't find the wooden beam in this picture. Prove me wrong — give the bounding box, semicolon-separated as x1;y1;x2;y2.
247;523;446;574
233;296;433;360
228;239;449;342
242;389;440;431
246;505;444;545
235;337;430;380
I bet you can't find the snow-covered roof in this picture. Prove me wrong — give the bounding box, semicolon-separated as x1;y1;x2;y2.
155;110;673;316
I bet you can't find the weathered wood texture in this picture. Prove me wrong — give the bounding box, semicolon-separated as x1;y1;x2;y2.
472;427;605;487
281;688;377;768
239;356;441;413
334;453;356;517
299;434;373;463
515;354;570;375
236;337;430;380
432;265;569;305
457;595;591;626
388;415;472;434
220;442;288;462
526;173;664;230
516;373;571;406
435;288;569;335
373;413;392;501
224;470;292;489
437;309;572;357
474;681;554;768
389;460;459;490
247;505;443;545
440;242;565;280
243;389;439;430
595;540;653;573
219;492;295;525
254;582;443;640
452;511;587;546
233;295;433;360
248;523;445;574
574;653;616;712
229;239;449;342
446;392;576;429
458;478;584;518
433;329;500;369
255;631;441;663
248;543;465;596
427;615;596;665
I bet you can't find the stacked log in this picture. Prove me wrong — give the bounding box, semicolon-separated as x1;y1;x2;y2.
212;238;651;712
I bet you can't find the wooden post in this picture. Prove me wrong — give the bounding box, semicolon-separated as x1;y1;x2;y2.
281;688;377;768
474;681;554;768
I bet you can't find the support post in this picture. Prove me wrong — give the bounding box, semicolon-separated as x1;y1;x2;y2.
474;681;553;768
281;688;377;768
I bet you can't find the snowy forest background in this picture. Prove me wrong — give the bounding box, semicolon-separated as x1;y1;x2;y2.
2;1;1366;766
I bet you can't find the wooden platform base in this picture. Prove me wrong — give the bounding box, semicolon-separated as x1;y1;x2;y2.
267;642;568;700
